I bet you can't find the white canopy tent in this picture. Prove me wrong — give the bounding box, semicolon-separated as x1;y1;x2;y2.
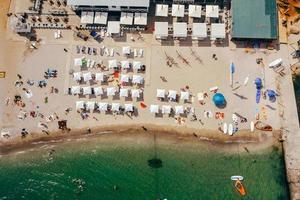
156;89;166;98
168;90;177;100
192;23;207;40
172;4;185;17
76;101;85;110
125;103;134;112
86;101;95;110
189;5;202;18
94;12;108;24
120;12;133;25
74;58;83;66
175;105;184;115
107;21;120;34
131;89;141;98
154;22;168;39
150;104;159;114
98;102;108;112
173;22;187;38
83;86;92;95
122;46;131;56
134;13;147;25
120;74;130;82
83;72;92;82
81;11;94;24
161;105;172;114
95;73;105;82
206;5;219;18
94;87;103;96
71;86;81;95
108;59;118;69
73;72;81;81
132;75;143;84
211;23;226;39
107;87;117;96
119;88;129;97
180;91;190;100
111;103;120;111
133;61;142;70
155;4;168;17
121;60;130;69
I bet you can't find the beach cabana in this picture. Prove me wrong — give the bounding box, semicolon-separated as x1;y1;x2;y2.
205;5;219;18
73;72;81;81
156;89;166;98
132;75;144;84
133;61;142;70
122;46;131;56
108;59;118;69
74;58;83;66
192;23;207;40
83;72;92;82
83;86;92;95
95;72;105;82
76;101;85;110
94;87;103;96
120;74;130;83
98;102;108;112
173;22;187;38
107;21;120;35
172;4;185;17
112;103;120;112
134;13;147;25
154;22;168;39
81;11;94;24
168;90;177;100
125;103;134;112
150;104;159;114
155;4;169;17
71;86;81;95
119;88;129;97
189;5;202;18
131;89;141;98
162;105;172;114
107;87;117;96
120;12;133;25
180;91;190;101
211;23;226;40
121;60;130;69
86;101;95;111
175;105;184;115
94;12;108;24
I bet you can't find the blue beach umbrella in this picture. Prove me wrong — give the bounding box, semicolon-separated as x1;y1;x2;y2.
213;93;226;107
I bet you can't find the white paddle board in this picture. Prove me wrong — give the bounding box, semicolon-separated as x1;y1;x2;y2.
223;123;228;134
228;124;233;136
250;121;254;132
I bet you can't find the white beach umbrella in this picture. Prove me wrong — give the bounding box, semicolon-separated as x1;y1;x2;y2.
112;103;120;111
86;101;95;111
74;58;83;66
131;89;141;98
180;91;190;100
73;72;82;81
108;59;118;69
168;90;177;100
94;87;103;96
76;101;85;110
107;87;117;96
98;102;108;111
83;72;92;82
132;75;143;84
162;105;172;114
83;86;92;95
156;89;166;98
150;104;159;113
175;106;184;115
125;103;134;112
122;46;131;55
121;60;130;69
120;74;130;83
133;61;142;70
95;73;105;82
119;88;128;97
71;86;81;95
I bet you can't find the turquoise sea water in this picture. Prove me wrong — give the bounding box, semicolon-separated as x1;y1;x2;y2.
0;133;289;200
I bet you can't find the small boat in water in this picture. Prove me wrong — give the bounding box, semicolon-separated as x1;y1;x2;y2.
234;180;246;196
231;175;244;181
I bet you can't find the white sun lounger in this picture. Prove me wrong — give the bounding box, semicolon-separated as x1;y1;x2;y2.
134;49;138;57
138;49;144;58
110;48;114;57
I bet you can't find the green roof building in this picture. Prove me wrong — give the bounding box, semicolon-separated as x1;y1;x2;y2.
231;0;278;39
